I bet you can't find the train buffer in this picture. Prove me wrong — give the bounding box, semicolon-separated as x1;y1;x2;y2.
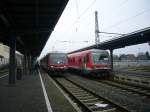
0;70;77;112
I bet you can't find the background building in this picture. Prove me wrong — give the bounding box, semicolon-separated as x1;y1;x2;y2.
0;43;10;59
0;43;9;65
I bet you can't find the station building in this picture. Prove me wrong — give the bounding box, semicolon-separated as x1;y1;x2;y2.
0;43;9;64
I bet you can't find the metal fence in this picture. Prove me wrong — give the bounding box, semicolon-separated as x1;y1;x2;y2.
114;60;150;70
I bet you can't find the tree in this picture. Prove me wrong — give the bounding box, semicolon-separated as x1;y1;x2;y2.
148;41;150;46
145;51;150;60
119;54;126;60
113;54;119;60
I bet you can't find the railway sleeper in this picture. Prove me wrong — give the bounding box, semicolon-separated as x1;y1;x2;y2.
65;85;77;88
103;80;150;96
77;95;95;99
93;107;116;112
69;88;82;91
102;80;132;88
70;90;86;93
80;98;99;102
147;92;150;95
72;91;88;94
73;93;90;96
79;97;97;101
140;90;149;93
127;87;141;90
114;75;150;88
102;80;138;90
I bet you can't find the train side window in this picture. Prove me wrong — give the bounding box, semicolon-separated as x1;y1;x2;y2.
79;58;82;63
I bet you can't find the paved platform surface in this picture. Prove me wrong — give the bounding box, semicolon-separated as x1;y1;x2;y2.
41;71;77;112
0;70;77;112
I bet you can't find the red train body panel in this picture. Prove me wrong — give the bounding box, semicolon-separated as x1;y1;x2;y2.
68;49;111;75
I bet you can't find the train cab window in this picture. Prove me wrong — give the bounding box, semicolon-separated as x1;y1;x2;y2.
92;52;109;64
99;55;108;60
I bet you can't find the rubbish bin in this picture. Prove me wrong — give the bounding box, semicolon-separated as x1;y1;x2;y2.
16;68;22;80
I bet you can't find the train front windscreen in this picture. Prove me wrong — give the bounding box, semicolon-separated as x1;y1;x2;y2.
92;52;109;64
49;54;67;64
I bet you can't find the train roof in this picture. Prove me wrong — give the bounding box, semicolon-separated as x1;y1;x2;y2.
47;52;67;55
90;49;108;53
50;51;64;53
68;49;108;56
40;52;67;60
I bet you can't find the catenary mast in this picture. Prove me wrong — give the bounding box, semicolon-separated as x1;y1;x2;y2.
95;11;100;45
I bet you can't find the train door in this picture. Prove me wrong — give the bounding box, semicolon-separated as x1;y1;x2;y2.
83;54;89;69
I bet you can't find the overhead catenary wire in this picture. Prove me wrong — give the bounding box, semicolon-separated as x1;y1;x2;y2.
57;40;89;43
60;0;96;36
77;0;96;20
57;0;130;39
75;0;79;19
99;31;125;35
99;34;120;38
75;0;79;32
64;0;129;37
94;0;129;30
116;0;129;10
104;8;150;31
53;0;150;46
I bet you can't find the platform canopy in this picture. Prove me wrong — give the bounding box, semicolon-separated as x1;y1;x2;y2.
68;27;150;54
0;0;69;57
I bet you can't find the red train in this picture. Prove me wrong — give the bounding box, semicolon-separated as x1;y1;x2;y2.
40;52;68;74
68;49;111;75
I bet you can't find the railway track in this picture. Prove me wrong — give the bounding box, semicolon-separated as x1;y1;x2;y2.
98;80;150;98
64;73;150;112
53;77;129;112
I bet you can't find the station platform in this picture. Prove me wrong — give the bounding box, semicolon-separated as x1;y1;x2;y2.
0;70;77;112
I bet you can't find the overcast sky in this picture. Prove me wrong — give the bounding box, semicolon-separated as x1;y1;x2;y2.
39;0;150;58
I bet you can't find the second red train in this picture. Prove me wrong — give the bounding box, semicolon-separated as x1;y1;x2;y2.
68;49;111;76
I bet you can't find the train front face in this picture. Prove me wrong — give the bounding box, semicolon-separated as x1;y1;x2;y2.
84;50;111;75
48;53;68;73
91;50;111;74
